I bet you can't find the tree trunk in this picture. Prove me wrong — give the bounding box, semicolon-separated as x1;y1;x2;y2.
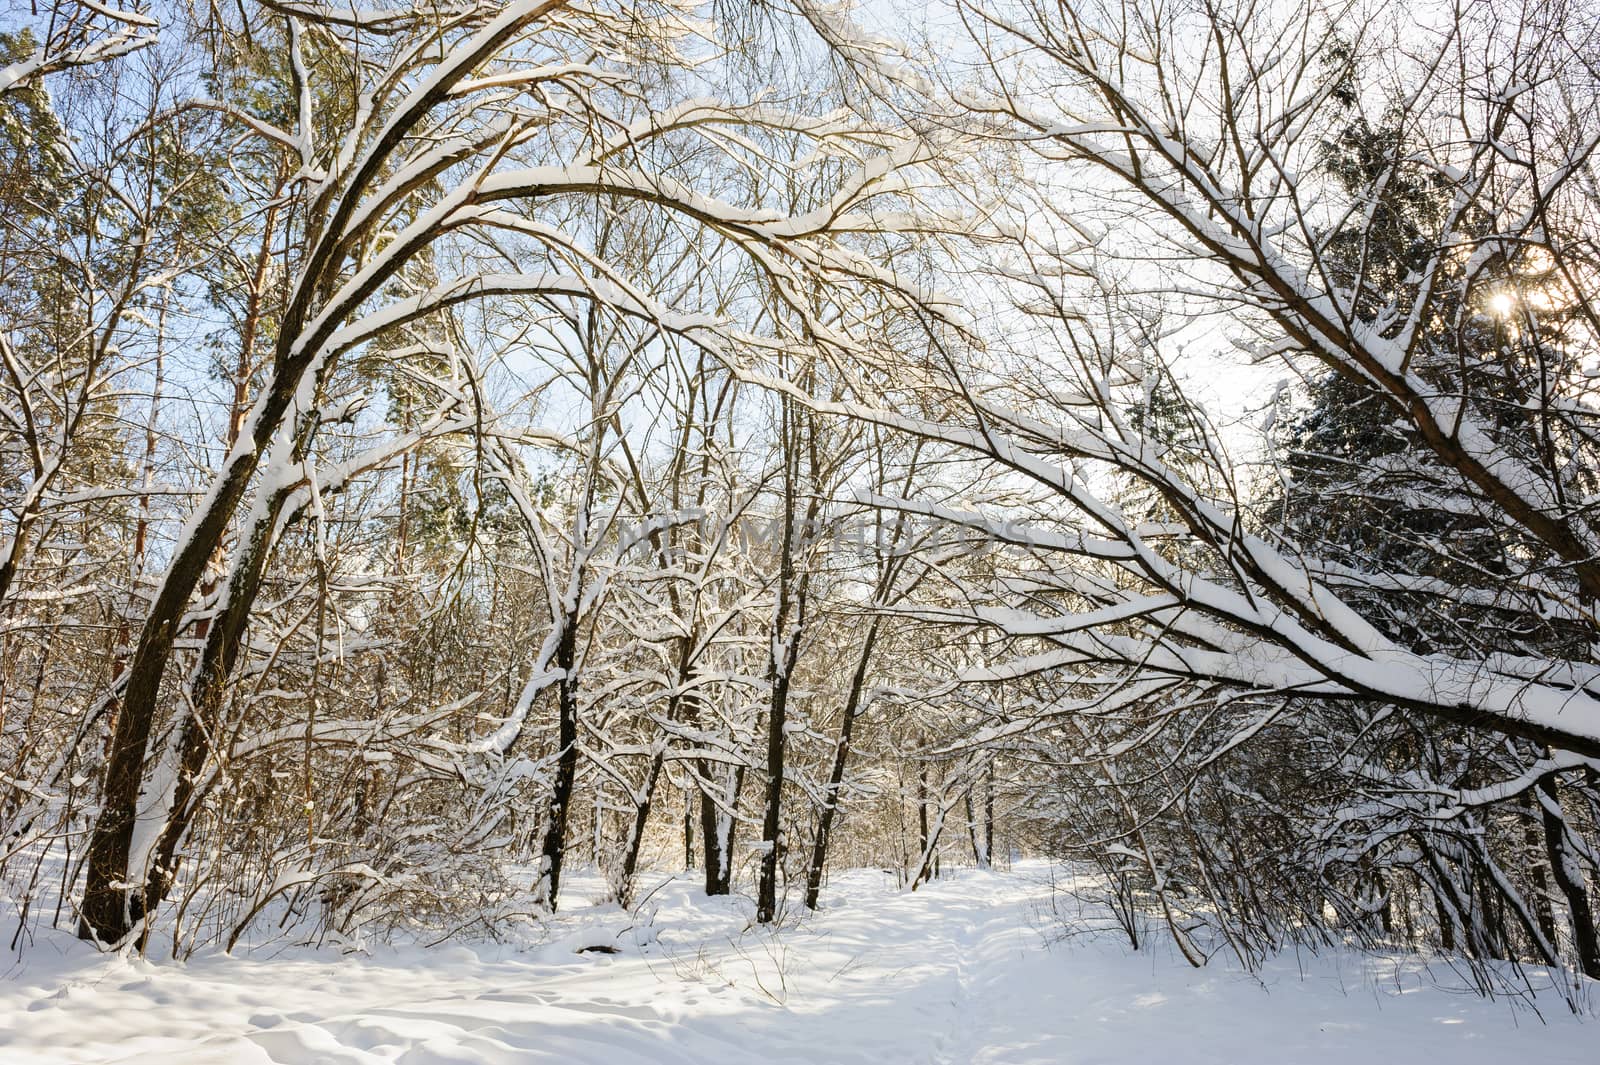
1539;773;1600;978
702;763;742;895
536;621;580;911
965;792;982;868
757;391;807;925
689;674;736;894
1525;796;1557;947
619;746;665;898
79;248;312;946
920;765;930;852
756;665;791;923
683;783;695;870
983;765;995;868
911;762;937;888
804;619;878;910
700;772;727;894
625;642;696;891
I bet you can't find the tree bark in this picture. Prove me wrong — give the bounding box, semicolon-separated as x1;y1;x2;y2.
803;619;879;910
702;763;742;895
1538;773;1600;978
618;746;665;901
757;390;811;924
536;620;580;911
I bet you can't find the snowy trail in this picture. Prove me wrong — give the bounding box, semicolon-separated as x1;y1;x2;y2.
1;863;1591;1064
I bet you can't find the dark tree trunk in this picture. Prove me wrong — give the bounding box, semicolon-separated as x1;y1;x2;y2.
983;766;994;867
1421;840;1464;953
1436;890;1457;952
536;622;580;911
965;792;980;866
621;647;699;894
78;400;308;946
80;199;321;947
683;783;695;870
1473;855;1508;959
141;482;304;917
690;676;737;895
804;620;878;910
77;5;578;945
699;772;726;894
918;765;929;856
701;763;741;895
1525;796;1558;947
1539;773;1600;978
673;653;731;895
910;770;946;891
79;460;270;942
967;763;994;870
757;391;809;925
619;747;665;896
756;663;792;923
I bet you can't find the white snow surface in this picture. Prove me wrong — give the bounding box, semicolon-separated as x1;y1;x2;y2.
2;862;1591;1064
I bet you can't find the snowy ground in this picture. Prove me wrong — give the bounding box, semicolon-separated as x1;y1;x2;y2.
1;862;1592;1064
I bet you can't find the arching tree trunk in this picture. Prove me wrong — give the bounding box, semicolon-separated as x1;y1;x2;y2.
79;324;320;947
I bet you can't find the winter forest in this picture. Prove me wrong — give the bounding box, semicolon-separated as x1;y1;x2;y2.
3;0;1600;1060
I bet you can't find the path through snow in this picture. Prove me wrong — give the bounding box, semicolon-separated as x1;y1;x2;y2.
1;863;1591;1063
